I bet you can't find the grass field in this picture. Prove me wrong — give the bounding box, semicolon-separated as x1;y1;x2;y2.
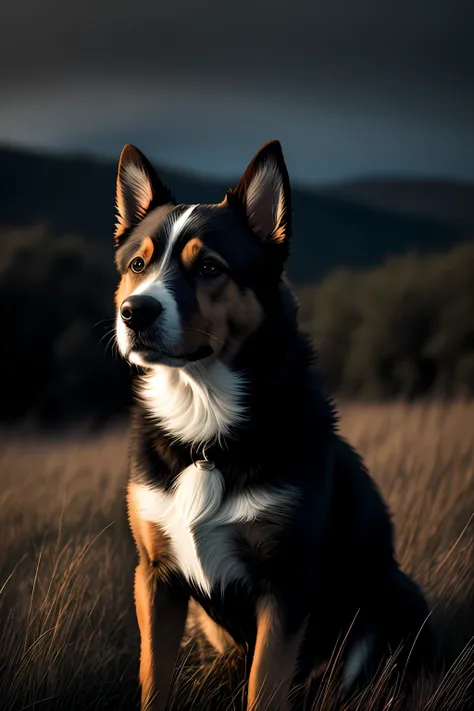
0;402;473;710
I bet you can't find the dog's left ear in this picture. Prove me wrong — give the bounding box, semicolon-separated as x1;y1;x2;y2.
226;140;291;260
114;144;175;246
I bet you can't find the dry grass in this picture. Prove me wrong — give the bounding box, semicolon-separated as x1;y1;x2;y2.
0;402;473;710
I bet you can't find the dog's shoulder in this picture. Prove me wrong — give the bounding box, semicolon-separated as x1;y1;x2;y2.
328;435;395;562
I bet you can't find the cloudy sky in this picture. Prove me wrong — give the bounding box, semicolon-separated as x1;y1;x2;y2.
1;1;473;185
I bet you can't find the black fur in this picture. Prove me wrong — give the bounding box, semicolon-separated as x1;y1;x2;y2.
128;293;433;693
117;141;433;707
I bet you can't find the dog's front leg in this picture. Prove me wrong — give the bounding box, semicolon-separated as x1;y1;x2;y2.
135;563;188;711
247;595;308;711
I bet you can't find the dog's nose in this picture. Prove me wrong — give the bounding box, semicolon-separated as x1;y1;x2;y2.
120;296;163;331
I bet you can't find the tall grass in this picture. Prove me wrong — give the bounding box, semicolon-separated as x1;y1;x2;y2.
0;403;473;710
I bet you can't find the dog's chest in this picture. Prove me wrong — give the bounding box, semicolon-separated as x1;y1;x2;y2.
134;463;297;596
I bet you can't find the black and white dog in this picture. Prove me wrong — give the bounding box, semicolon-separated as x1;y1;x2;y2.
113;140;432;710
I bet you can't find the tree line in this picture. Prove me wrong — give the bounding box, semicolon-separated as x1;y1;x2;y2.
0;224;472;426
298;242;474;399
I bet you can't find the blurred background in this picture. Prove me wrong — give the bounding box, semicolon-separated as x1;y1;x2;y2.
1;6;474;710
1;0;473;427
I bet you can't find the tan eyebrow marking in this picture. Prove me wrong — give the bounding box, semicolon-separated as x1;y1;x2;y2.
180;237;204;269
140;236;154;264
126;235;155;269
181;239;231;275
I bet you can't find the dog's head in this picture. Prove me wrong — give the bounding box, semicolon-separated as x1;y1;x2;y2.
114;140;292;369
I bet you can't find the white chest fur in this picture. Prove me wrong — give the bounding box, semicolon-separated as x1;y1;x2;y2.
134;463;298;596
139;362;247;449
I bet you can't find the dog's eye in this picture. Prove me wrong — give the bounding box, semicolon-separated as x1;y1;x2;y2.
130;257;146;274
198;259;223;278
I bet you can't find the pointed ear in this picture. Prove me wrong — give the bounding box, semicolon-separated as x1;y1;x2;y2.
226;140;291;257
114;144;175;245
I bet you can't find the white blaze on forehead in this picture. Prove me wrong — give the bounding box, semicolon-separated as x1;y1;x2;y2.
159;204;197;278
169;204;198;242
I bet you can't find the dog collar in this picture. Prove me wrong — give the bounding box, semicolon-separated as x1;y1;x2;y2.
194;460;216;471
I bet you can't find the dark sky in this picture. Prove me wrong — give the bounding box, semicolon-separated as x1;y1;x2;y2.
1;1;473;185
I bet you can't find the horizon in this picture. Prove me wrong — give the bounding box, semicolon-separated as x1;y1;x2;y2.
2;139;474;191
1;2;473;187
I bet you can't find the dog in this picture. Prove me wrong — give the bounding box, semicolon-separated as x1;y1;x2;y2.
112;140;433;710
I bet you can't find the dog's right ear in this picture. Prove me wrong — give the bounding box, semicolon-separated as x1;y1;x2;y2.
114;145;175;246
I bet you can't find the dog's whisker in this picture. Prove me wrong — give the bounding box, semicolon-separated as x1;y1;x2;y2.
99;328;117;348
102;331;118;356
93;317;115;330
183;328;227;348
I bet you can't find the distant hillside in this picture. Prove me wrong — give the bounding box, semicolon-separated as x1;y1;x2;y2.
330;178;474;229
0;145;472;283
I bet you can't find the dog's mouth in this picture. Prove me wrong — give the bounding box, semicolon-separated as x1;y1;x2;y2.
128;344;214;366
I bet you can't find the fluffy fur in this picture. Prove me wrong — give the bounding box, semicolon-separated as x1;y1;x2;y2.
133;474;299;595
139;361;246;448
112;140;433;711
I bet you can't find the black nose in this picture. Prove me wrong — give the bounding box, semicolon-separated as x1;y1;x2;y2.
120;295;163;332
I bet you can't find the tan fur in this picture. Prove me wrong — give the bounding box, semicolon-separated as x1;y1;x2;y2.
115;273;133;310
170;236;263;361
247;596;308;711
187;599;236;656
141;236;155;263
128;483;189;711
180;237;204;269
189;278;263;363
115;231;262;364
114;237;156;309
134;563;188;711
128;483;175;581
134;563;157;709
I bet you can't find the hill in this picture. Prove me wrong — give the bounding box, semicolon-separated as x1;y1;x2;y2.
1;145;471;283
330;178;474;229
